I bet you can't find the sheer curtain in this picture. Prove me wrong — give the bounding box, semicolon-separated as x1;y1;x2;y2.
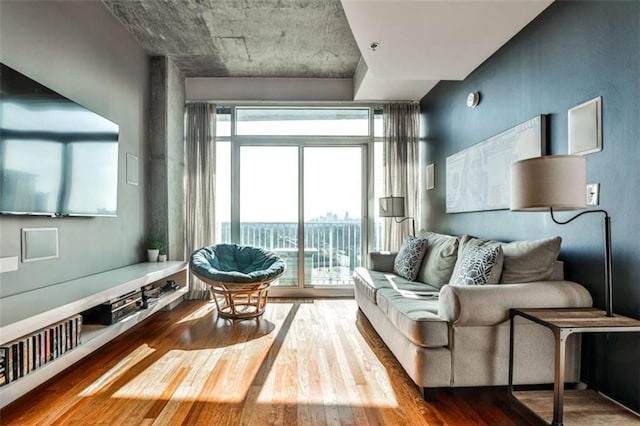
383;103;420;251
184;103;216;299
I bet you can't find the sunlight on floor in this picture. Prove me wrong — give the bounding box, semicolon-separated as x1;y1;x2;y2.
175;301;216;324
78;343;156;397
77;300;398;410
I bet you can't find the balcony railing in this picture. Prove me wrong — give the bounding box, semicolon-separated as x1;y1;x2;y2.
219;221;368;286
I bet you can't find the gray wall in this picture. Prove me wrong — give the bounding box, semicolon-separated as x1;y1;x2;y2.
420;1;639;411
0;1;150;297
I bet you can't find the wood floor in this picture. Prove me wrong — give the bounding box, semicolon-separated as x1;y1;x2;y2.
0;299;541;425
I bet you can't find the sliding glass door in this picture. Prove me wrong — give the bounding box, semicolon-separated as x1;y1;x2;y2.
304;146;362;286
216;106;376;293
240;146;299;287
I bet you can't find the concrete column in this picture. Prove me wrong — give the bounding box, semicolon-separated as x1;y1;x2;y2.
148;56;185;260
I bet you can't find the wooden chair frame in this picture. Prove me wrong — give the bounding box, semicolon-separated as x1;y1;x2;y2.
195;272;283;320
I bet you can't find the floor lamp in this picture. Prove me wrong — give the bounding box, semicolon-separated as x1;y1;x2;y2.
379;196;415;236
510;155;614;317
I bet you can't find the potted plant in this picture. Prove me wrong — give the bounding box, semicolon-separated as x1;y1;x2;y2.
158;248;167;262
147;236;163;262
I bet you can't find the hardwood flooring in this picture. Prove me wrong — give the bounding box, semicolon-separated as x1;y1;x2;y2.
0;299;541;425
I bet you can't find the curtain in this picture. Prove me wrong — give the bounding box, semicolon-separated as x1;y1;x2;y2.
184;103;216;299
383;103;420;251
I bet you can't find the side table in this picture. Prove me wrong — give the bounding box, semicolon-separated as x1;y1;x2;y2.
508;307;640;426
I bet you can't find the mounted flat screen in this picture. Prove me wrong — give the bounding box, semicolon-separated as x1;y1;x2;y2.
0;63;119;216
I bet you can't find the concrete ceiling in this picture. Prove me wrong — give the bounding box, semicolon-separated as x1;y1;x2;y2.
102;0;361;78
102;0;552;101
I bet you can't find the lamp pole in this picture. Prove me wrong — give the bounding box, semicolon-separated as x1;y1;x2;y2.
551;209;613;317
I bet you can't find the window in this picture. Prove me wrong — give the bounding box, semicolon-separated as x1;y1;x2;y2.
213;105;383;293
235;107;370;136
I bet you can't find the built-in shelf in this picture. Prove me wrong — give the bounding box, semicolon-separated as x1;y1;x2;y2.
0;261;188;409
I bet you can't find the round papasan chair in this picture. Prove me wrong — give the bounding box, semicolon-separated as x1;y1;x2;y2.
190;244;285;320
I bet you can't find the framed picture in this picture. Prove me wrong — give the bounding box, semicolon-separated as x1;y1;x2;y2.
446;115;546;213
425;163;435;190
22;228;59;263
126;153;139;186
568;96;602;155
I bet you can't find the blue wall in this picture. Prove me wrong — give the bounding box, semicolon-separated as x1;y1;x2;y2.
420;1;639;411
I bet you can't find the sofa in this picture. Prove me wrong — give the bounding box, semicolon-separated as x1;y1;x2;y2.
353;231;593;399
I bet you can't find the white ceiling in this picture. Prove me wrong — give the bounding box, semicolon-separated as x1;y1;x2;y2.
342;0;553;100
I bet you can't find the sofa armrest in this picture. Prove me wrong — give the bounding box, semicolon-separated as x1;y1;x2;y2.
369;251;397;272
438;281;593;326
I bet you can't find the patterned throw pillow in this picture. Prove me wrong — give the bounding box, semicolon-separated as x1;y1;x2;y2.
393;236;429;281
450;245;504;286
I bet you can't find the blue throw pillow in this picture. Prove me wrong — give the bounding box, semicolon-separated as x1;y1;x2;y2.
393;236;428;281
450;245;503;286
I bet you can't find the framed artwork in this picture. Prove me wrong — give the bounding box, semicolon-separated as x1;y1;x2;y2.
126;153;139;186
446;115;546;213
425;163;435;190
568;96;602;155
22;228;59;263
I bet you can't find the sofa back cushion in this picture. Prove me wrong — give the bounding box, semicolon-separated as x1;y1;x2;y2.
499;236;562;283
452;235;562;284
416;231;460;288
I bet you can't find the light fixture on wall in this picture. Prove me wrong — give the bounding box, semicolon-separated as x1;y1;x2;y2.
466;91;480;108
379;196;415;236
510;155;614;316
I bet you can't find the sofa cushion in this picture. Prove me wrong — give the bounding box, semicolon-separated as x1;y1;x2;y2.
450;245;503;286
416;231;459;288
353;267;439;304
376;288;448;347
393;236;428;281
453;235;562;284
499;236;562;283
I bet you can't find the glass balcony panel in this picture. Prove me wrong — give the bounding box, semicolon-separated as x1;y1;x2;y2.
304;146;362;286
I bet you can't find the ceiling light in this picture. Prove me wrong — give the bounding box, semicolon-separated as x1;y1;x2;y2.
369;42;380;51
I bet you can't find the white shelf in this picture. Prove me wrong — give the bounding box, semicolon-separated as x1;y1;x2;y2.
0;262;188;409
0;261;187;345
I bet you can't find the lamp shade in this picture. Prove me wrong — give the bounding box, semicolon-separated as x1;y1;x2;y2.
510;155;587;211
379;196;405;217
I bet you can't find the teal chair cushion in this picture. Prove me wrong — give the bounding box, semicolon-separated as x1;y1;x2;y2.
190;244;285;283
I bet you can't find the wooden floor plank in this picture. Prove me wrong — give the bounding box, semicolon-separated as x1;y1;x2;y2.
1;299;544;425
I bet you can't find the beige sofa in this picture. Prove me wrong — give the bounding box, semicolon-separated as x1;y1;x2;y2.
353;231;593;399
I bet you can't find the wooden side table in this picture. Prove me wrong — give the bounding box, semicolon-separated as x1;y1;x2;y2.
508;307;640;426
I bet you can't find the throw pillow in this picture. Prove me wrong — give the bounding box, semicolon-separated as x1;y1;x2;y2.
499;236;562;283
450;245;504;286
416;231;460;288
393;236;428;281
450;235;501;282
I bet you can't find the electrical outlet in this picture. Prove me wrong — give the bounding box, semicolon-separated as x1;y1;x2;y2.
586;183;600;206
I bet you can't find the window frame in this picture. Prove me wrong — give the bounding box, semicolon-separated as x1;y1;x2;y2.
211;103;384;297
